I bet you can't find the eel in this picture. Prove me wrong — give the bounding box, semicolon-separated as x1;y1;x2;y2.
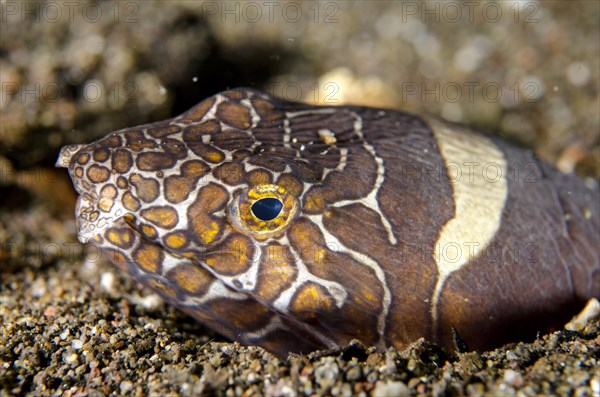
56;88;600;357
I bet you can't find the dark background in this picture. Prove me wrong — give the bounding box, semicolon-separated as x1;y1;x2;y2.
2;1;598;171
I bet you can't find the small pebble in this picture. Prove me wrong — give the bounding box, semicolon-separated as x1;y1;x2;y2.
373;380;410;397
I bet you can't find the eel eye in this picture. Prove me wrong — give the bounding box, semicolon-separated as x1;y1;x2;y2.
228;184;299;238
251;197;283;221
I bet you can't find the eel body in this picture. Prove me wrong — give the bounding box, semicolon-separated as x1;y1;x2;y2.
56;88;600;356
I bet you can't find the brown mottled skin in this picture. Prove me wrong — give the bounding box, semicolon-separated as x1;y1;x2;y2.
57;88;600;357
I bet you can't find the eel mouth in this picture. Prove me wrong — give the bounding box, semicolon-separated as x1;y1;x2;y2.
73;193;126;244
57;143;129;244
56;144;85;169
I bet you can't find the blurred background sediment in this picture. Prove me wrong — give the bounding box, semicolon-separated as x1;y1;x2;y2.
1;1;598;395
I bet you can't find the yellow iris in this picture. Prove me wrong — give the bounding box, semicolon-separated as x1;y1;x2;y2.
228;184;300;239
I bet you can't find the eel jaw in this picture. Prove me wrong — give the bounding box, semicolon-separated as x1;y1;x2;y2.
74;194;109;244
71;179;130;245
55;144;86;168
56;143;128;244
